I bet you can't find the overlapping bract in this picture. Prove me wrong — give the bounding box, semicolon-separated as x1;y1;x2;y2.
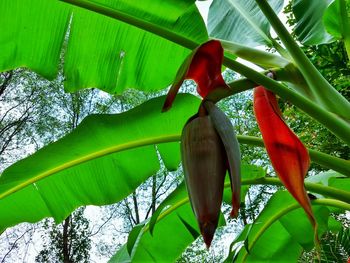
253;86;317;231
181;102;240;248
162;40;240;248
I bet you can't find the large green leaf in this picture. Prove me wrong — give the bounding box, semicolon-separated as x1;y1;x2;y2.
292;0;335;45
207;0;283;47
109;244;131;263
323;0;350;58
229;191;332;262
0;94;201;233
114;165;262;262
127;204;201;262
223;169;350;262
116;189;226;262
0;0;208;93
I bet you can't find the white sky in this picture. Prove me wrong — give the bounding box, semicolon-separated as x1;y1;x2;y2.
196;0;212;24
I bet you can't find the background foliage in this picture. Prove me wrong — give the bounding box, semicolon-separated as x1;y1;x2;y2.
0;0;349;262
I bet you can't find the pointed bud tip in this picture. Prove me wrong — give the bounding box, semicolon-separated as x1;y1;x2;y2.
161;105;170;112
230;208;239;218
200;221;217;249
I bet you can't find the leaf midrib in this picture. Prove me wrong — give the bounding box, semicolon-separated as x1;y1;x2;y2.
227;0;272;44
1;135;348;199
0;134;180;199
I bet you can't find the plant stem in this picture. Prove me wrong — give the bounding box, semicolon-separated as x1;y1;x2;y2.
238;177;350;204
255;0;350;119
149;191;350;244
224;59;350;146
220;39;291;68
241;198;350;261
2;133;346;200
236;135;350;176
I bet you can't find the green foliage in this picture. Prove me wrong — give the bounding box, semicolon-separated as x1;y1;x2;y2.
292;0;334;45
208;0;283;47
0;0;350;262
0;0;207;93
226;191;343;262
300;227;350;262
35;208;91;263
0;94;200;232
283;2;350;170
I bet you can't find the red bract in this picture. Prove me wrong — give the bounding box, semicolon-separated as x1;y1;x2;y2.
163;40;240;248
253;86;317;230
162;40;230;111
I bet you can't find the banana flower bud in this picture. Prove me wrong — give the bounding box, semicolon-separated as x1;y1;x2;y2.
181;101;241;248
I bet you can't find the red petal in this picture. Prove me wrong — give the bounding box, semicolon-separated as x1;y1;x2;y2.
162;40;229;111
186;40;228;98
253;86;316;229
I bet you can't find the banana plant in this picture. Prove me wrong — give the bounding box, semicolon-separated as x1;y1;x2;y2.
0;0;349;262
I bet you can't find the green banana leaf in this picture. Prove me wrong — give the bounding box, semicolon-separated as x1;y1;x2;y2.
149;164;265;236
228;191;331;262
112;165;262;262
0;0;208;93
124;204;203;262
292;0;335;45
323;0;350;58
109;244;130;263
208;0;283;47
0;94;201;233
224;170;350;262
114;186;226;262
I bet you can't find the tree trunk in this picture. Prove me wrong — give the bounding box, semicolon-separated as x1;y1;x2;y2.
151;175;157;215
132;192;140;224
62;216;72;263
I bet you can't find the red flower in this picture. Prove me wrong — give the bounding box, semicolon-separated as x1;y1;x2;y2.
253;86;317;231
162;40;230;111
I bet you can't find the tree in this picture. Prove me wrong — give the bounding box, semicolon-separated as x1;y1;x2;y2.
0;0;350;262
35;208;91;263
0;70;117;262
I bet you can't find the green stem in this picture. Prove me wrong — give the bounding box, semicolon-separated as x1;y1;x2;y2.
237;135;350;176
255;0;350;120
242;198;350;262
239;177;350;204
224;59;350;146
225;67;309;97
150;186;350;243
220;39;291;68
271;38;290;59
